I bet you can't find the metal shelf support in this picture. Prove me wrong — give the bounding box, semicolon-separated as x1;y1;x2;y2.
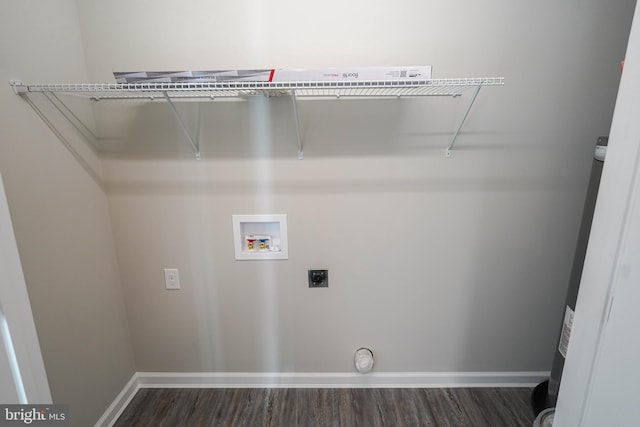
163;92;201;160
43;91;99;144
446;85;482;158
290;90;303;159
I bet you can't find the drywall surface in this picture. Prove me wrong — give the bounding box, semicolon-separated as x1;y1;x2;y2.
0;2;135;426
92;0;635;373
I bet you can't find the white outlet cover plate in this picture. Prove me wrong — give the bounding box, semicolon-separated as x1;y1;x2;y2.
164;268;180;289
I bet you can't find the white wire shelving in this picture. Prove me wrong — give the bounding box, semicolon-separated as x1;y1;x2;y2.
10;77;504;159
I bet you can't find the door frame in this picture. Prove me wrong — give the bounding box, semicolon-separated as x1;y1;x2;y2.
555;2;640;425
0;169;51;403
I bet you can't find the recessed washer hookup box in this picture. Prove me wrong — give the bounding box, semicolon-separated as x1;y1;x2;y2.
114;66;432;84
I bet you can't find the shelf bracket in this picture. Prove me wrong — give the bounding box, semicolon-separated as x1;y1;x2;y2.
10;80;27;94
12;88;103;188
445;85;482;158
43;92;99;145
11;81;98;145
291;90;303;159
163;92;201;160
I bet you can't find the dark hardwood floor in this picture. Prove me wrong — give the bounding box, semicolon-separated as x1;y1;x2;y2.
114;387;535;426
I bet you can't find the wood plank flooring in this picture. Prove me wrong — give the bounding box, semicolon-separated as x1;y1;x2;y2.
114;387;535;426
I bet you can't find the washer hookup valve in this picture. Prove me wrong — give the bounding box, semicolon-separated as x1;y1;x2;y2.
246;238;256;251
245;235;271;251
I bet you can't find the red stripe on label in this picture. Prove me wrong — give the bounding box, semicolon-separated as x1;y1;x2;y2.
269;69;275;82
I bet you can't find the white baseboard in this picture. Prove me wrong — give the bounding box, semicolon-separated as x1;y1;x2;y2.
97;371;548;426
136;371;548;388
94;373;141;427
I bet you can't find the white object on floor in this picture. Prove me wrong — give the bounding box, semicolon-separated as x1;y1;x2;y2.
354;348;374;374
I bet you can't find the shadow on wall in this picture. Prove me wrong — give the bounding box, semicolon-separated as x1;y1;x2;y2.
26;92;517;160
453;185;582;372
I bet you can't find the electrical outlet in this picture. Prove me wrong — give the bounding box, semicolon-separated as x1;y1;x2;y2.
308;269;328;288
164;268;180;290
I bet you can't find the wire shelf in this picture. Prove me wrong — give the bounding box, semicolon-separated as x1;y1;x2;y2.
12;77;504;101
10;76;504;160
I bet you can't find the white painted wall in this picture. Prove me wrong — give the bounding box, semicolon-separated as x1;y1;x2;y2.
555;2;640;425
75;0;635;374
0;1;136;425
